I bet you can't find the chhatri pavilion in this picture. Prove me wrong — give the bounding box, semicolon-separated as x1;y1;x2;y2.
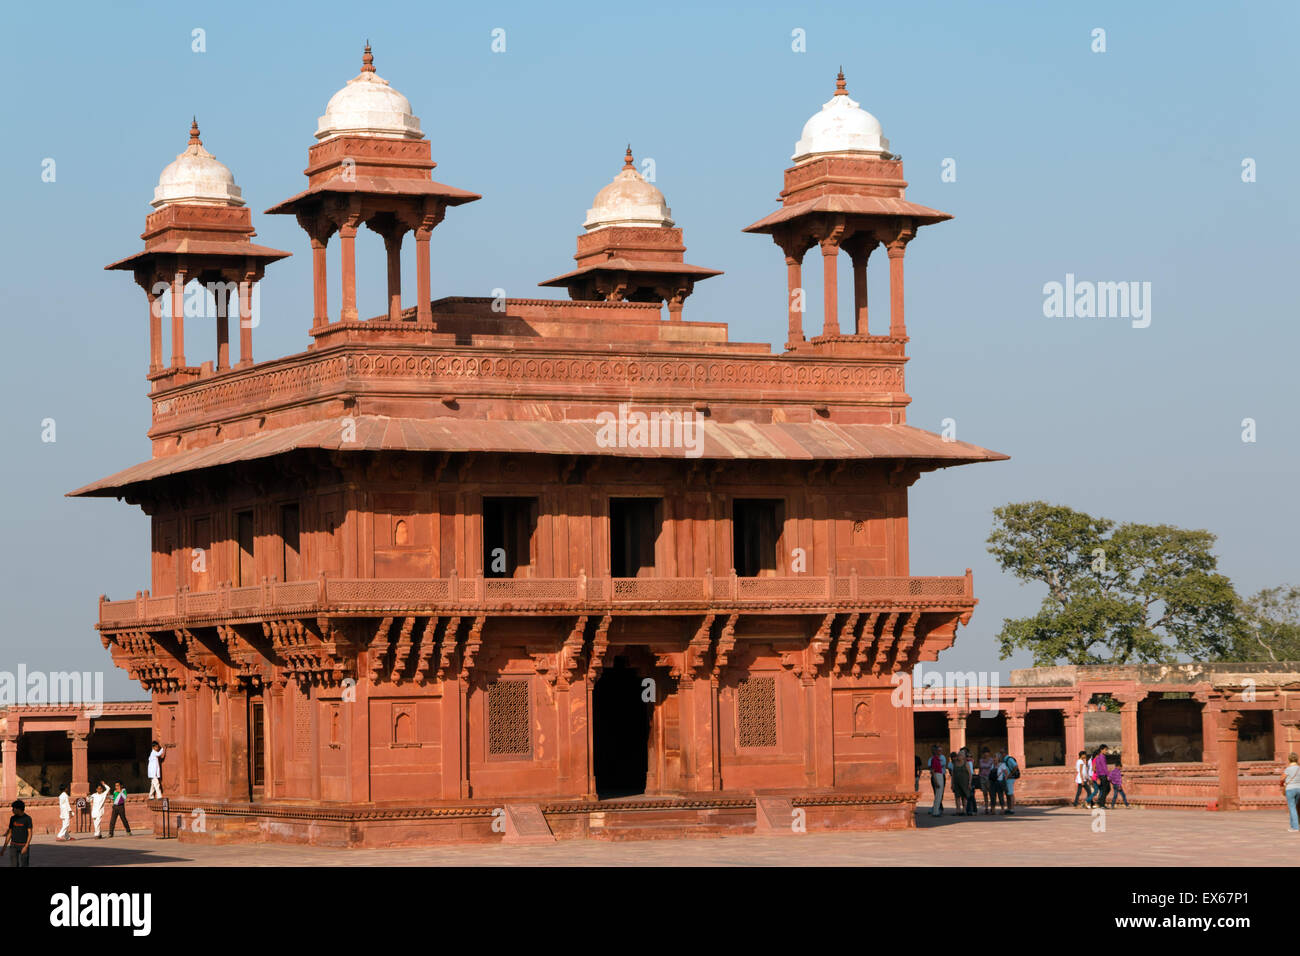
74;49;1006;845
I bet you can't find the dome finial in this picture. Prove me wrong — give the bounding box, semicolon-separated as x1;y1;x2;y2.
834;69;848;96
362;41;375;73
189;117;202;146
623;144;635;171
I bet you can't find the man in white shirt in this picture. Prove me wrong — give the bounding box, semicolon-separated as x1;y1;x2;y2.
56;783;73;841
1073;750;1090;807
147;741;166;798
91;781;110;838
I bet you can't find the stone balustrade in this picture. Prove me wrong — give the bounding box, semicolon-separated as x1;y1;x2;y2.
98;569;973;627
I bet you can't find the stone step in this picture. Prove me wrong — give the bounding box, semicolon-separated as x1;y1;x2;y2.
501;803;556;845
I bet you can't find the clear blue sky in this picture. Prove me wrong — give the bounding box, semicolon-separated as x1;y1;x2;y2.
2;0;1295;699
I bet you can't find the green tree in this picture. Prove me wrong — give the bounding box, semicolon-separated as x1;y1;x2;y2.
1228;586;1300;661
986;501;1243;665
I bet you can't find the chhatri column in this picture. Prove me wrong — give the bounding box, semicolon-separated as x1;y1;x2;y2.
340;217;361;319
238;272;256;366
775;231;808;350
1216;709;1242;810
170;266;187;368
214;274;230;371
413;203;444;323
137;270;163;373
383;231;404;321
819;234;842;337
310;236;330;329
843;234;878;335
885;225;914;339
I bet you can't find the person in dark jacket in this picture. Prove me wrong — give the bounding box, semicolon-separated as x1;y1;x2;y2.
1093;745;1112;807
3;800;34;867
951;752;973;816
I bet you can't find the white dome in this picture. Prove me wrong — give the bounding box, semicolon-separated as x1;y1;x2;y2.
315;45;422;141
792;72;890;163
583;148;674;231
151;121;244;208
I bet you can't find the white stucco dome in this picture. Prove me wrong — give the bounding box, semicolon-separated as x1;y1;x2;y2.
791;71;891;163
315;45;423;141
583;147;674;231
151;120;244;208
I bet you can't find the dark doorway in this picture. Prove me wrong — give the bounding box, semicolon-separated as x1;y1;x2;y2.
592;656;651;799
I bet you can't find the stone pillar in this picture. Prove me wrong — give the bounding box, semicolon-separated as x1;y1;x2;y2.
170;268;187;368
886;230;912;339
182;685;199;796
820;238;841;337
843;234;876;335
947;710;966;753
69;730;89;798
1117;692;1143;766
383;230;403;321
785;252;805;348
268;679;286;799
1216;710;1242;810
1;735;16;801
310;237;329;328
1005;714;1025;766
1273;708;1291;763
227;686;250;800
147;281;163;372
238;274;255;366
339;221;359;322
1199;695;1219;764
215;278;230;371
1064;704;1084;766
413;204;443;324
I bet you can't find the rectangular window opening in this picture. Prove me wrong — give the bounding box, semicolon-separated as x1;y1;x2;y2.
733;499;783;577
483;497;538;578
609;497;662;578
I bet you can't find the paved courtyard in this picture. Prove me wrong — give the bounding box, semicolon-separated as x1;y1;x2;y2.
26;805;1300;866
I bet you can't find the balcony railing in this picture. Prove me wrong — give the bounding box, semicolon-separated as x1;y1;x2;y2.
98;569;974;627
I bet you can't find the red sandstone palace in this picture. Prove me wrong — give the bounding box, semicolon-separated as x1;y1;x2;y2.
73;51;1007;845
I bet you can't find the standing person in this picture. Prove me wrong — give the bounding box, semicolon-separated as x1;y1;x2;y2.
109;782;132;837
1073;750;1092;807
1109;757;1129;808
91;781;111;838
56;783;74;841
949;752;962;813
989;751;1007;813
1093;746;1112;808
1002;751;1019;815
1283;753;1300;831
979;748;996;814
915;754;922;792
147;741;166;799
3;800;34;867
928;745;947;817
961;747;978;815
951;752;972;816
